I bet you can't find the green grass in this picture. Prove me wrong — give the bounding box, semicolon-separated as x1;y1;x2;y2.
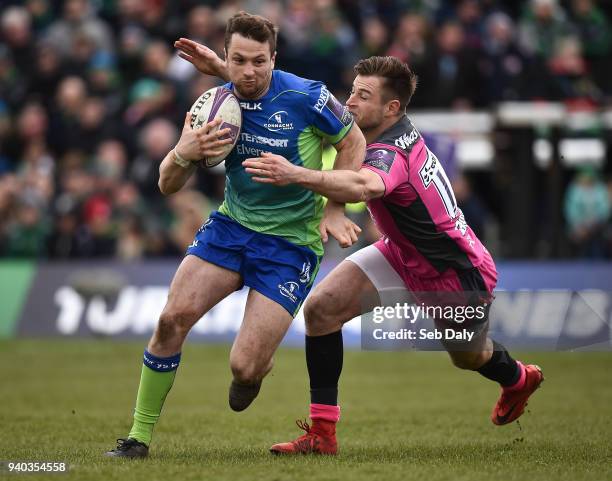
1;340;611;481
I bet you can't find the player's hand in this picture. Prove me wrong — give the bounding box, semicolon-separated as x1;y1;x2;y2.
174;38;228;79
175;113;233;162
243;153;302;185
320;201;362;248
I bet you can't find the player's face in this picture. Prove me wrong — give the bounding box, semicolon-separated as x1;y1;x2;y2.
226;34;275;99
346;75;386;131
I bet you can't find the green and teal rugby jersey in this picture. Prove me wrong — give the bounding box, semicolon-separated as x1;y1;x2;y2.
218;70;353;256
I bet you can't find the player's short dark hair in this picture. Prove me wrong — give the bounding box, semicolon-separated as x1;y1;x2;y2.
354;56;418;111
225;11;277;55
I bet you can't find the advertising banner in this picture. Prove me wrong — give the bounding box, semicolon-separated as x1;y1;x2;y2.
3;260;612;350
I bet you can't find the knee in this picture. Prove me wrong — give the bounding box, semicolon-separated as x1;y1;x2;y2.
155;307;200;344
304;290;340;334
230;358;264;385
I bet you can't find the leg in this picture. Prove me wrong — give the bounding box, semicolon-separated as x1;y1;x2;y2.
270;245;407;454
304;244;407;411
441;311;544;426
228;289;293;411
303;259;380;409
439;302;522;386
150;255;242;356
107;256;242;456
442;320;494;371
304;258;380;336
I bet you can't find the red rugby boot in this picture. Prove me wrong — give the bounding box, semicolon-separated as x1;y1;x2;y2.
492;362;544;426
269;419;338;455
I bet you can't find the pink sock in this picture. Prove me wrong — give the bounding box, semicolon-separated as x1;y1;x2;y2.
310;403;340;423
503;361;526;392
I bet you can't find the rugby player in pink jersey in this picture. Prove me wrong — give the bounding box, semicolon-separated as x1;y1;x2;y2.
243;56;544;455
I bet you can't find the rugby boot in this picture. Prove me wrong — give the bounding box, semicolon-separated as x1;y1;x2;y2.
269;419;337;455
104;438;149;458
492;362;544;426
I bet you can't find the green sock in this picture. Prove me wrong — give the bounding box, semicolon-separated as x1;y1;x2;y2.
128;350;181;446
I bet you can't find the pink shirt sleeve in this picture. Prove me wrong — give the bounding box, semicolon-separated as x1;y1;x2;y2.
361;144;410;197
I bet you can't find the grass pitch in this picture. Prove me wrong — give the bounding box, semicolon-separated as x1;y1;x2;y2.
1;340;611;481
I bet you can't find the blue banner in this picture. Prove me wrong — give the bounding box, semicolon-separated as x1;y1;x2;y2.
9;260;612;350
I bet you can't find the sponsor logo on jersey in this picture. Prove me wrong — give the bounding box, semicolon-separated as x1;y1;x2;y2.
240;132;289;148
265;111;294;132
364;148;396;174
455;212;468;236
278;281;299;303
237;145;267;157
299;262;311;284
314;85;330;113
455;213;476;248
395;128;419;150
419;149;437;188
326;93;353;127
240;101;262;111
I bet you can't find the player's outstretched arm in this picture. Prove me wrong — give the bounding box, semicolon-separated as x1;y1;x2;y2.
243;153;385;202
174;38;230;82
159;113;232;195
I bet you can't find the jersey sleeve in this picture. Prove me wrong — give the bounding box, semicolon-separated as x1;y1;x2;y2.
306;81;353;144
362;146;409;196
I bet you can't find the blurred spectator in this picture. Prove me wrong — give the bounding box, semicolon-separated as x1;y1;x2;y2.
545;36;601;104
479;12;528;103
48;76;88;155
0;45;27;113
168;6;220;83
518;0;576;59
117;25;149;86
28;42;63;108
387;13;431;81
456;0;484;50
360;17;389;58
570;0;612;94
26;0;55;32
3;197;50;257
130;118;179;197
571;0;612;58
564;167;610;258
44;0;114;59
1;6;36;78
418;21;483;109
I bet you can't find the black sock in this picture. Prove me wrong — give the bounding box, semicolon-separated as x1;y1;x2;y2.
476;340;521;387
306;330;343;405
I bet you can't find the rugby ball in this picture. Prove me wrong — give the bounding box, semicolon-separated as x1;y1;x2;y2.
189;86;242;168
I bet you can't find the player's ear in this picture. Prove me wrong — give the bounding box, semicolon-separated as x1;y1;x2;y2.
387;99;401;116
270;51;276;70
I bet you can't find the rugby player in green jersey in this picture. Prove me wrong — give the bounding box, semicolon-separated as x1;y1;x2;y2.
105;11;365;458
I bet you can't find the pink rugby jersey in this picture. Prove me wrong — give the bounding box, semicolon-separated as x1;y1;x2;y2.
362;115;493;282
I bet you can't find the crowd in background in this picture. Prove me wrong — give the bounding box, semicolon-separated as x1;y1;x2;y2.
2;0;612;260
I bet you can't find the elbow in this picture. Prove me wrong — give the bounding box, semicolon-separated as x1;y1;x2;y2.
158;176;176;196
